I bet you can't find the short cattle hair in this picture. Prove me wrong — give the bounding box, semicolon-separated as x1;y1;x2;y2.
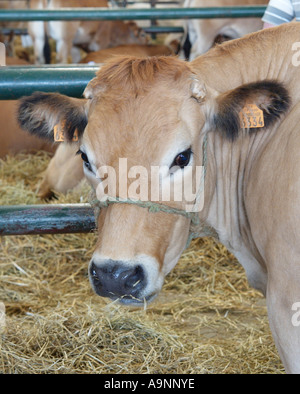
18;92;87;142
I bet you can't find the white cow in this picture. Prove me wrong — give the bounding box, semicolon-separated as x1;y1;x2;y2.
28;0;108;64
184;0;267;60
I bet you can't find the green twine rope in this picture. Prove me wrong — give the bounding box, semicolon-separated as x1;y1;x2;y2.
91;197;199;224
90;196;216;249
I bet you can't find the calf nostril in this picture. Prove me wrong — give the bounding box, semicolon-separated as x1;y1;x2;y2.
90;262;99;281
89;261;146;299
124;265;144;291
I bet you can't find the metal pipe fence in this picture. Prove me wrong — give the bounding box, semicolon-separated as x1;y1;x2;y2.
0;25;186;35
0;65;98;99
0;6;266;21
0;205;95;236
0;6;265;36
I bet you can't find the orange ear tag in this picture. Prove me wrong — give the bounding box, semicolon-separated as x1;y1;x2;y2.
54;122;79;142
239;104;264;129
72;129;79;142
53;123;65;142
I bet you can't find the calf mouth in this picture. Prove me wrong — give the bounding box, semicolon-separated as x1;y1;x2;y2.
103;292;158;306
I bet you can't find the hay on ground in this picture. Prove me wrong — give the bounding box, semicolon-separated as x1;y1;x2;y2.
0;152;284;373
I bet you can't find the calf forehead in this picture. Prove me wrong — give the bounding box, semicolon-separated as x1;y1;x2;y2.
82;56;201;165
84;91;190;167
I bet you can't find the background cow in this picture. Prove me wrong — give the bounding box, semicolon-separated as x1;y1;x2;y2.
183;0;267;59
0;56;55;157
85;21;148;54
111;0;185;52
80;43;174;63
0;101;55;157
28;0;109;64
0;0;28;31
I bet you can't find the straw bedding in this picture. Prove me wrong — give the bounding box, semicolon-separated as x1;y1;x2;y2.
0;152;284;373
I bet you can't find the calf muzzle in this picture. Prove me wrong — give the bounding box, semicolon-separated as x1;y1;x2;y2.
89;260;147;303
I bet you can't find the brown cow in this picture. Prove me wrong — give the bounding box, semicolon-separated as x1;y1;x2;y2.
17;24;300;373
0;57;55;157
86;21;148;54
80;44;174;63
0;101;56;157
0;1;28;30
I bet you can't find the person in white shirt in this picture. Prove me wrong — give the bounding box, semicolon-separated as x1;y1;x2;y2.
262;0;300;28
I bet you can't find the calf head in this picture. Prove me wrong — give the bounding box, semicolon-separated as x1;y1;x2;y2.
18;56;290;305
89;21;148;52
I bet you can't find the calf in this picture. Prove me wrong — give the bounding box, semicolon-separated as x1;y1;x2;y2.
86;21;148;54
18;24;300;373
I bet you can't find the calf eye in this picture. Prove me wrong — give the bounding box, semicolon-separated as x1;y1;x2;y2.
171;148;192;169
76;149;93;172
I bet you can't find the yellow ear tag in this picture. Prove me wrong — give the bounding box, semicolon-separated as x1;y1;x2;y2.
239;104;264;129
54;122;79;142
72;129;79;142
53;123;65;142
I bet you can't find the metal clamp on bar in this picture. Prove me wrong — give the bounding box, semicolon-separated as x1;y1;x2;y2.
0;6;267;21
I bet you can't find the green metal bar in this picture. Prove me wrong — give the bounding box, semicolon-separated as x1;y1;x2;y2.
144;25;184;34
0;204;96;236
0;26;185;35
0;7;267;21
0;28;28;35
0;65;99;99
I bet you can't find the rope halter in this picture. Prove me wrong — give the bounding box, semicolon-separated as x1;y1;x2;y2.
90;133;217;249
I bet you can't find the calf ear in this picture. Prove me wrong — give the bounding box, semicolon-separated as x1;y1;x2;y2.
212;80;290;141
17;92;88;142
